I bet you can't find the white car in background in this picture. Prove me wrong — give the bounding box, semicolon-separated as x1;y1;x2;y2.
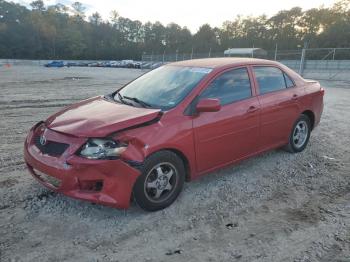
120;60;134;68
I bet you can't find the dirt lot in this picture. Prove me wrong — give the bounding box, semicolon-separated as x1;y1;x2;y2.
0;66;349;262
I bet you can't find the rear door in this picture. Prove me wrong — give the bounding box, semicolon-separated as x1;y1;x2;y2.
252;66;302;150
193;67;260;173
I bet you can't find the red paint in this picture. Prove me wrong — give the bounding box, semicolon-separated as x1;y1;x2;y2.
196;98;221;112
45;96;161;137
24;58;324;209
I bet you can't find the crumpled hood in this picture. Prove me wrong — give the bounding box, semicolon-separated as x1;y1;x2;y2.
46;96;161;137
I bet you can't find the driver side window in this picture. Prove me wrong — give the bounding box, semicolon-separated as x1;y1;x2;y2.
200;67;252;105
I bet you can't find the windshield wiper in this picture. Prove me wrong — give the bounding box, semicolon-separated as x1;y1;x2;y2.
116;92;132;106
117;92;125;103
113;92;133;106
123;96;152;108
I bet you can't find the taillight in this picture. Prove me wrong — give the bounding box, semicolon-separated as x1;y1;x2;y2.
320;87;325;95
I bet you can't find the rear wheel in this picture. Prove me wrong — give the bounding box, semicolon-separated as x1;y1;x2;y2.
133;151;185;211
285;114;311;153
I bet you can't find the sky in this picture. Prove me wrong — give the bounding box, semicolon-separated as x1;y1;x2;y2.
14;0;337;32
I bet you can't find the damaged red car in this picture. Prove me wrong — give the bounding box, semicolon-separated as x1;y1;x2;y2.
24;58;324;211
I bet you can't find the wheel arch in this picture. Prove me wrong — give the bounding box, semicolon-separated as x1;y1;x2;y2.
162;148;192;182
301;110;315;130
145;148;192;182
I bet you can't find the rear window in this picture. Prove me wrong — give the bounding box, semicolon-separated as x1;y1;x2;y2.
254;66;287;94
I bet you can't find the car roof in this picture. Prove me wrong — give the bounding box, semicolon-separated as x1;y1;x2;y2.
169;57;279;69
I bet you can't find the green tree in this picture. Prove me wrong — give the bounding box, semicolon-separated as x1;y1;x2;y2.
71;2;85;20
0;0;350;60
30;0;45;11
193;24;217;53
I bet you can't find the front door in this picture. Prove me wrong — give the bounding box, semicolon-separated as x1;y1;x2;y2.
193;67;260;173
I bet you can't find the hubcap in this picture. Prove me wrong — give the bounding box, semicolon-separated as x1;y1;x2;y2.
144;162;177;202
293;120;308;148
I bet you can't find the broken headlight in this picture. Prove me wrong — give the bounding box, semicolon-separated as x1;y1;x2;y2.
79;138;127;160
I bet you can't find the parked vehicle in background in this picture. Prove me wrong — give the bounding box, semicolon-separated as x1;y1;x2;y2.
44;61;65;68
96;62;106;67
87;62;99;67
120;60;135;68
150;62;164;69
110;61;121;67
141;62;152;69
133;61;142;68
42;60;152;69
25;58;324;211
77;62;90;67
66;62;78;67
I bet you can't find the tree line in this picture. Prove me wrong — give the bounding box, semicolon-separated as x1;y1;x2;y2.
0;0;349;60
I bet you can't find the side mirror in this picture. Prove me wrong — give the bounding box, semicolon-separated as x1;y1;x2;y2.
196;98;221;113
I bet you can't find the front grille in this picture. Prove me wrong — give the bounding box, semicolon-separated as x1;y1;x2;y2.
34;135;69;157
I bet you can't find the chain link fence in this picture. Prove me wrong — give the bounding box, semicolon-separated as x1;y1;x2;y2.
142;48;350;81
2;48;350;81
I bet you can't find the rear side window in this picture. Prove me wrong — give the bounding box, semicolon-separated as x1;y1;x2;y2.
254;66;287;94
200;67;252;105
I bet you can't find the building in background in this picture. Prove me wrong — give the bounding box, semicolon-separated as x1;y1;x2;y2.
224;48;267;58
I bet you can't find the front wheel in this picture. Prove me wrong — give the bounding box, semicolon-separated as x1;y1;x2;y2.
133;151;185;211
284;114;311;153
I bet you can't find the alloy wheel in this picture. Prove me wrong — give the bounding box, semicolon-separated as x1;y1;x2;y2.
144;162;178;203
292;120;308;148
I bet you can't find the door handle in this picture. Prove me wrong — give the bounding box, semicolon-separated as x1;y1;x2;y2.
247;106;259;113
292;94;298;100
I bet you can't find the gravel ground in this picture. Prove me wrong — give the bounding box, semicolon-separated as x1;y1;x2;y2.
0;66;349;262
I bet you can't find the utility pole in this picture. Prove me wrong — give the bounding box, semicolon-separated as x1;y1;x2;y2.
190;46;194;60
274;43;278;61
299;41;309;76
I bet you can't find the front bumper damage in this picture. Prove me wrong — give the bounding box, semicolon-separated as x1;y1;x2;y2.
24;123;141;209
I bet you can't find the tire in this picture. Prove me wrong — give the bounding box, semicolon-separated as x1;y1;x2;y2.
133;151;185;211
284;114;311;153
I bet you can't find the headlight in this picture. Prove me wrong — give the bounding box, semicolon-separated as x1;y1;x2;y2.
79;138;127;160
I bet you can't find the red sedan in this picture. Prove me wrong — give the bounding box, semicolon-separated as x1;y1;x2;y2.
24;58;324;211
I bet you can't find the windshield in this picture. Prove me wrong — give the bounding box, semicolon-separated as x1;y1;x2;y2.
114;65;212;110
